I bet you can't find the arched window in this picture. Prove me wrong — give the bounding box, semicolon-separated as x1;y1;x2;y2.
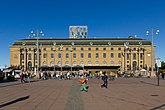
43;61;47;66
103;61;107;66
65;61;69;65
88;61;92;66
58;61;61;66
28;61;32;70
95;61;99;65
73;61;77;66
110;61;114;66
118;61;121;66
80;62;84;66
133;61;137;70
50;62;54;66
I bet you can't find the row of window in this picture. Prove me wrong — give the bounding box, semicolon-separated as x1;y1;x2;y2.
41;61;122;66
24;47;122;51
21;53;143;60
22;47;144;52
52;47;119;51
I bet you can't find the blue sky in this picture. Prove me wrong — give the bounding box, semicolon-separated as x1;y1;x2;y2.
0;0;165;67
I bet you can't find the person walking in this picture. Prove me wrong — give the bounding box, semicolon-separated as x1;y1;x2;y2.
101;72;108;88
161;72;164;79
79;75;88;92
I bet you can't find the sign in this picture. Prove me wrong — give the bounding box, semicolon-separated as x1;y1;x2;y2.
156;58;161;67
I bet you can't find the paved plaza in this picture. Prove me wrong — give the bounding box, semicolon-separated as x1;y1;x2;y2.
0;77;165;110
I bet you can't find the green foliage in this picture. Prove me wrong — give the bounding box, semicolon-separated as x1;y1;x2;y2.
161;61;165;69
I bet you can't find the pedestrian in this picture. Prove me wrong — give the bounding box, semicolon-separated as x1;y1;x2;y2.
20;72;24;83
161;72;164;79
27;72;31;83
79;75;88;92
101;71;108;88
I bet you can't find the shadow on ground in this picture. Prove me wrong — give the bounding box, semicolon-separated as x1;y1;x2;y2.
140;81;157;86
150;104;165;110
0;96;30;108
0;79;18;83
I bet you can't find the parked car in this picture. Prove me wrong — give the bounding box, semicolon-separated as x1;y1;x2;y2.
15;73;20;79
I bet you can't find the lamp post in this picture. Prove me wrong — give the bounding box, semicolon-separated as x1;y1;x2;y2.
70;46;73;73
70;42;75;73
155;57;161;86
60;44;63;72
124;42;129;73
31;30;44;78
53;42;56;74
146;29;159;77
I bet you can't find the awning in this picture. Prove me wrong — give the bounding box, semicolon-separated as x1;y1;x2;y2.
140;69;146;72
14;70;22;72
3;69;13;73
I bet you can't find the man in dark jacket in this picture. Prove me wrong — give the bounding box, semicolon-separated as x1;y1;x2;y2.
101;72;108;88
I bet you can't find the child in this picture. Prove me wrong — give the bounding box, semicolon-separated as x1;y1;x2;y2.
79;75;88;92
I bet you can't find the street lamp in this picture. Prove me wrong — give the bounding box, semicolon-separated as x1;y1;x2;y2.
70;42;75;73
155;57;161;86
31;30;44;78
146;29;159;77
124;42;129;73
60;44;63;72
53;42;56;74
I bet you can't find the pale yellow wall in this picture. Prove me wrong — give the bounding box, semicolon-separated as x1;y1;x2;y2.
10;44;153;72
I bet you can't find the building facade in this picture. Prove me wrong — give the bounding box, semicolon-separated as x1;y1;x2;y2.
69;26;88;38
10;37;155;75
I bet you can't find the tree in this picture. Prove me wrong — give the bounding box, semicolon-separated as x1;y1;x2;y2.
161;61;165;69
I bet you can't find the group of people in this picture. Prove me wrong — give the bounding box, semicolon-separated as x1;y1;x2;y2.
79;71;108;92
20;72;31;83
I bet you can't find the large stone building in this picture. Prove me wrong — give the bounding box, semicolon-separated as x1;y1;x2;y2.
10;37;155;75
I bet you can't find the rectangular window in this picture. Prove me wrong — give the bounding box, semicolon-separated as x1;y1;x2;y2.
66;53;69;58
81;53;84;58
88;53;91;58
28;48;31;51
43;53;47;58
73;53;76;58
133;53;136;60
140;53;143;60
127;53;130;59
66;48;69;51
51;53;54;58
81;48;84;51
118;48;121;50
118;53;121;58
103;48;106;51
96;48;99;51
21;54;24;60
58;53;61;58
88;48;91;51
103;53;106;58
35;54;37;59
28;54;32;60
96;53;99;58
111;48;114;51
28;54;31;60
73;48;76;51
111;53;114;58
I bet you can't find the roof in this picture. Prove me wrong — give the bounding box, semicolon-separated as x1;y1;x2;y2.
10;38;151;47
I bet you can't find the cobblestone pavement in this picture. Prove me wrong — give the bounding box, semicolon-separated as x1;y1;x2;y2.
0;77;165;110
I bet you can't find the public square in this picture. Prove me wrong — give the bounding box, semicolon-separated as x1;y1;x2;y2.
0;77;164;110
